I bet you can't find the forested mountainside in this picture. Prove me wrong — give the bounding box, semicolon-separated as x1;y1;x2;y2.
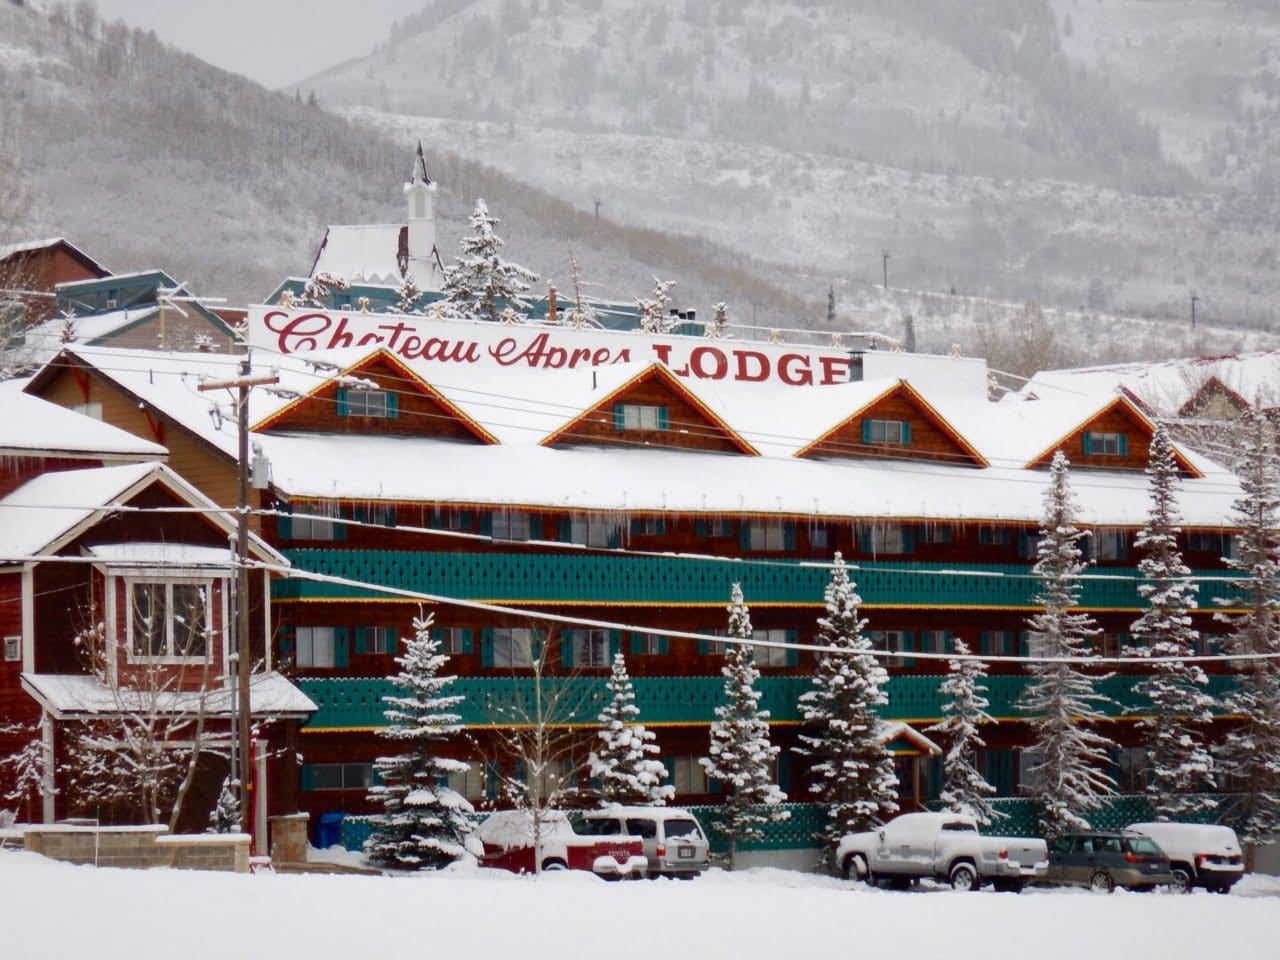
0;1;805;317
304;0;1280;330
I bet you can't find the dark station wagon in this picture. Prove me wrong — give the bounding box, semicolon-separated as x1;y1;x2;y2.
1046;831;1174;892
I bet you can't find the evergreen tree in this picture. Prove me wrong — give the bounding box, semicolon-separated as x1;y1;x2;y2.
1216;410;1280;863
702;584;787;868
1018;451;1117;837
637;277;677;334
902;313;917;353
796;552;898;853
709;300;729;339
1129;423;1217;818
366;614;474;869
207;776;240;834
826;283;836;325
588;652;673;806
442;199;539;322
394;270;423;314
927;637;999;826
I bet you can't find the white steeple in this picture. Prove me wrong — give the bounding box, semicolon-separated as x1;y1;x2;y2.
404;141;438;275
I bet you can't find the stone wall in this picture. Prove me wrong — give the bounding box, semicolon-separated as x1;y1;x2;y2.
22;825;250;872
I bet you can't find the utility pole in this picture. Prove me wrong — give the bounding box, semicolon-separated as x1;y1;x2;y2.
593;197;602;221
1190;290;1198;329
198;358;278;834
882;249;890;290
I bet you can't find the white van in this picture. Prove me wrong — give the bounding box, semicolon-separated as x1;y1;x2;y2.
1125;822;1244;893
577;806;711;878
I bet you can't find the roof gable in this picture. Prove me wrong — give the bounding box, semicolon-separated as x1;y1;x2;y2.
538;364;759;455
253;349;498;444
1026;395;1203;477
794;381;988;467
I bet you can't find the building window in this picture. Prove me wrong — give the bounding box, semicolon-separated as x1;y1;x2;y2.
3;635;19;662
1096;633;1127;658
671;756;708;796
861;524;910;555
751;629;790;667
1094;529;1127;561
632;634;664;656
810;526;831;549
1017;533;1041;560
70;401;103;420
920;630;951;655
491;512;531;541
365;626;397;655
493;628;534;668
1083;431;1127;456
447;762;485;802
293;502;340;540
696;518;735;538
919;525;952;544
568;516;623;548
747;521;788;551
870;630;909;667
344;389;390;418
630;516;665;536
1116;747;1148;793
307;762;373;791
128;581;210;660
436;627;468;655
864;419;909;444
978;527;1011;546
568;629;611;668
528;759;573;798
980;631;1014;656
1187;531;1231;557
433;509;472;531
617;403;667;431
296;626;336;668
366;504;396;528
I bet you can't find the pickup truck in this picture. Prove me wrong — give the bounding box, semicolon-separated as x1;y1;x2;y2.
836;812;1049;891
475;809;648;879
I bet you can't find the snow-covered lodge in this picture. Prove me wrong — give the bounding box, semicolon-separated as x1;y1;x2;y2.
3;303;1248;839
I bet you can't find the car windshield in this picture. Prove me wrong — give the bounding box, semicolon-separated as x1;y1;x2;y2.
663;819;703;841
1125;837;1162;855
940;822;977;833
575;817;621;836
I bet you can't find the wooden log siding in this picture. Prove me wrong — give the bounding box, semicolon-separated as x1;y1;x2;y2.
807;392;981;465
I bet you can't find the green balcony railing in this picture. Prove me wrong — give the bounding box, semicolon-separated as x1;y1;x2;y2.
297;673;1239;731
276;550;1246;610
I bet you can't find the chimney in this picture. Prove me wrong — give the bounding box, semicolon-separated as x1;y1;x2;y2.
547;284;557;323
404;141;437;276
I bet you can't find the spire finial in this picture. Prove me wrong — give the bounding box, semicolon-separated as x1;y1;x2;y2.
413;141;431;185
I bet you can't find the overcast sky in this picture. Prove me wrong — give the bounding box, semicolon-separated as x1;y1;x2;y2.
91;0;426;88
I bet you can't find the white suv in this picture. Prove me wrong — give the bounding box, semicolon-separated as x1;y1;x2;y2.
577;807;711;878
1125;822;1244;893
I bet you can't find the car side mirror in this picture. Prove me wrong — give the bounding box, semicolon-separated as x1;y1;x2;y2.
877;829;886;843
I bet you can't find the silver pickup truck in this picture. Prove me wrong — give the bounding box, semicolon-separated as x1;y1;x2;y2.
836;812;1049;891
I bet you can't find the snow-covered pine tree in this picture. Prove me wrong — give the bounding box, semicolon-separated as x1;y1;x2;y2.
826;284;836;325
796;552;898;854
1215;409;1280;863
299;272;349;308
902;314;917;353
637;278;677;334
1017;450;1117;837
394;270;422;314
709;301;729;339
207;776;240;834
442;198;539;322
1129;422;1216;819
588;652;674;806
366;613;474;870
927;637;1000;826
702;584;787;868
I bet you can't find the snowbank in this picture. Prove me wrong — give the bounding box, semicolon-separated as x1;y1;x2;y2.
2;849;1278;960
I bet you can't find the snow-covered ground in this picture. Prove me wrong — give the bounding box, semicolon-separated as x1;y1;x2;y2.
3;849;1278;960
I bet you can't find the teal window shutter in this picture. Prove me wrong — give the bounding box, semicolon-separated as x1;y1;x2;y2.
944;630;954;655
777;753;792;793
630;632;642;655
561;632;576;668
613;402;625;430
655;517;666;535
739;521;753;552
861;419;871;444
277;504;292;540
902;420;912;444
697;630;710;656
558;516;573;542
461;628;474;654
479;512;493;536
630;517;644;536
429;508;441;529
978;631;990;655
528;513;542;539
333;628;350;668
857;526;869;552
385;392;399;419
460;510;474;530
662;757;675;786
1018;631;1030;659
353;506;368;523
278;629;294;654
1118;433;1129;456
1082;432;1093;455
484;761;501;799
901;525;915;554
384;628;397;657
335;388;350;417
530;629;545;663
608;630;622;660
658;635;669;655
384;507;397;528
783;523;796;551
695;519;709;537
300;764;315;792
902;631;916;668
608;526;621;548
333;507;347;542
480;628;494;667
785;629;799;667
353;627;369;655
657;406;669;430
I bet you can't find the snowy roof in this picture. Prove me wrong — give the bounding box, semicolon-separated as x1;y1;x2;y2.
259;432;1242;528
1027;352;1280;414
0;462;287;563
21;671;317;720
880;722;941;756
0;380;165;459
22;305;159;363
309;224;440;292
84;542;238;569
0;237;108;275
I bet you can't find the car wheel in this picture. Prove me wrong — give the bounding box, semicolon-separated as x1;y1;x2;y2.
950;862;979;892
1089;870;1115;894
843;853;871;883
1170;867;1193;895
541;859;568;872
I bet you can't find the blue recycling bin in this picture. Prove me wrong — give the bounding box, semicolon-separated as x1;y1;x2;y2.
316;812;346;850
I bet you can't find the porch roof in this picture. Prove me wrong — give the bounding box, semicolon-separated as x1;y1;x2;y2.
21;671;317;720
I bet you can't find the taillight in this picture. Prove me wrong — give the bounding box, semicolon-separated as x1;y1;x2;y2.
656;844;666;857
1125;853;1139;863
997;849;1008;860
1196;854;1209;867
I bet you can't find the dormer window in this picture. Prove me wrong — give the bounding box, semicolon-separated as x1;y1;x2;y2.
1083;431;1127;456
614;403;669;431
129;581;210;661
336;388;398;418
862;419;910;445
